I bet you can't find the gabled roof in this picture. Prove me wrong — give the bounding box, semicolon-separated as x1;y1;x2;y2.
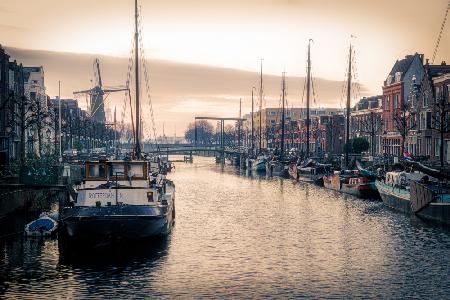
385;53;423;85
388;55;415;77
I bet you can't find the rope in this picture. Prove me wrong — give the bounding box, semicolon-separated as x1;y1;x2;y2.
432;0;450;64
138;5;159;152
311;68;319;107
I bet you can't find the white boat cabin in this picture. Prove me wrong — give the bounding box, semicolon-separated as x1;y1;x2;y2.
384;171;423;189
73;160;170;207
84;160;149;187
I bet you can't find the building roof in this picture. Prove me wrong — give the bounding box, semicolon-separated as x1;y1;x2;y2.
352;95;382;111
424;61;450;78
385;53;424;85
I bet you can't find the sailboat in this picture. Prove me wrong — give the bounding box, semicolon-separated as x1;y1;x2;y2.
248;60;268;173
288;40;330;185
322;43;378;198
59;0;176;243
266;72;291;178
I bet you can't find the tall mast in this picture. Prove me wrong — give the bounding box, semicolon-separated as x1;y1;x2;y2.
345;44;352;167
280;72;286;160
251;87;255;153
238;98;241;149
58;81;62;162
114;106;117;155
259;59;263;152
306;39;312;158
134;0;141;158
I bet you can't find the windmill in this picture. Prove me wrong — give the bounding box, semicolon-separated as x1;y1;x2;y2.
74;58;128;123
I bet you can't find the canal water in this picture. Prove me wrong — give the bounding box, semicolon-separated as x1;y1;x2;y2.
1;157;450;299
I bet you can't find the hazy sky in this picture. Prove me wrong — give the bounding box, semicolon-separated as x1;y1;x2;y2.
1;0;449;135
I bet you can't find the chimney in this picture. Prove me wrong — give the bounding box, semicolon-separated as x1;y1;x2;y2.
419;54;424;63
426;58;429;65
441;61;447;66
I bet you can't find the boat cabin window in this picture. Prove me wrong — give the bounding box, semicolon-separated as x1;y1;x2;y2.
111;163;125;176
129;164;145;178
88;164;106;179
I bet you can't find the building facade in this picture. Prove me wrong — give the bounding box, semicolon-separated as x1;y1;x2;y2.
243;107;343;152
350;95;383;156
0;45;25;164
381;53;425;156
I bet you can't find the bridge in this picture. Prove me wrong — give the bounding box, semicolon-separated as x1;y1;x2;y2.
138;116;249;161
142;143;247;155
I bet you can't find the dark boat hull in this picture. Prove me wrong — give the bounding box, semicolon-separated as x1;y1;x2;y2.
60;205;174;242
377;184;412;214
298;174;324;186
324;175;379;199
376;181;450;225
267;162;289;178
341;183;379;199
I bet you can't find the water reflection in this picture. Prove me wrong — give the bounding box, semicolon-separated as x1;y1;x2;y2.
1;156;450;298
58;236;170;269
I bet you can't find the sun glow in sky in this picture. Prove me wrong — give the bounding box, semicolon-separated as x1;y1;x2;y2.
1;0;449;135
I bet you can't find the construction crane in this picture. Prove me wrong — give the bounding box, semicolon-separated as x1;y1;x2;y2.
74;58;128;123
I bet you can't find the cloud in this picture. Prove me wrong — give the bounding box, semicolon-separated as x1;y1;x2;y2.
4;46;368;135
0;24;27;31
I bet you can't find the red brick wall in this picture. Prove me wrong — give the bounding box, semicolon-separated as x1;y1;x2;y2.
382;82;404;132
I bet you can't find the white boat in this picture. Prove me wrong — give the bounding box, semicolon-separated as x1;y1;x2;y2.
60;160;175;242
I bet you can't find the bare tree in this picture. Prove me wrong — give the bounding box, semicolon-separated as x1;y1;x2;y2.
393;101;416;157
359;112;383;156
431;88;450;170
6;92;38;165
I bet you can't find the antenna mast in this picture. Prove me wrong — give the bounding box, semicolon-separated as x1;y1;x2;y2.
259;59;263;152
306;39;312;158
134;0;141;158
345;44;352;167
280;72;286;160
238;98;242;149
251;87;255;154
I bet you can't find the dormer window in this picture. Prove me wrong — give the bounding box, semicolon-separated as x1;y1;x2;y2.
387;75;393;85
395;72;402;83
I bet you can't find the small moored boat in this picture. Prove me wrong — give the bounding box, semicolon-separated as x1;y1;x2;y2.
25;214;58;236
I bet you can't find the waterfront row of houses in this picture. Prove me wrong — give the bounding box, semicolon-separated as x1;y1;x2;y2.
0;46;118;165
242;53;450;165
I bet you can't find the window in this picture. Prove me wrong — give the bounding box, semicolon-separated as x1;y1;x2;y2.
426;112;432;129
387;75;393;85
111;163;125;176
88;164;106;178
129;164;144;178
435;138;440;157
447;84;450;102
426;138;431;156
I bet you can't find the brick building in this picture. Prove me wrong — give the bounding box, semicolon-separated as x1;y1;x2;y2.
381;53;425;156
